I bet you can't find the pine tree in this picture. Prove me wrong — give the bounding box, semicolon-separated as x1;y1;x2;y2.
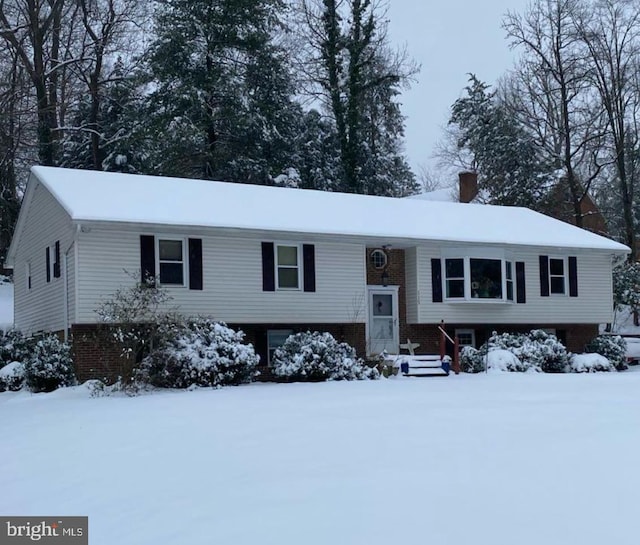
292;109;343;191
298;0;418;196
60;58;147;173
144;0;300;184
449;75;553;208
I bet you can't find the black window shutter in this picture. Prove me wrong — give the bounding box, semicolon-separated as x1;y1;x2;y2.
568;256;578;297
140;235;156;283
539;255;550;297
53;240;61;278
261;242;275;291
516;261;526;304
45;247;51;283
303;244;316;292
188;238;203;290
431;258;443;303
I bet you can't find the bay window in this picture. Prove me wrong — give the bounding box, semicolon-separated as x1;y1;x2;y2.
442;255;514;302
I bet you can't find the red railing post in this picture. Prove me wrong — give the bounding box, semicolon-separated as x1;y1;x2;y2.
453;335;460;375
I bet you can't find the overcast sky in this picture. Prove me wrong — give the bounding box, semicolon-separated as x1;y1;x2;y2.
387;0;531;182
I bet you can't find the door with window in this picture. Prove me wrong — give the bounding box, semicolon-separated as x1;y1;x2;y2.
367;287;399;355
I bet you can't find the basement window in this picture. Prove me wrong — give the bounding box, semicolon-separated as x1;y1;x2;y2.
267;329;293;365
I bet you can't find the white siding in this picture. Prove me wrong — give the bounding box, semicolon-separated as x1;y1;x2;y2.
76;228;367;324
416;244;615;324
405;247;418;323
13;183;75;333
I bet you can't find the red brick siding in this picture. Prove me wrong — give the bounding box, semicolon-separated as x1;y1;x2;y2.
71;324;133;383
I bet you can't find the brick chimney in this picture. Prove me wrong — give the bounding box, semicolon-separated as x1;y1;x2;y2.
459;171;478;203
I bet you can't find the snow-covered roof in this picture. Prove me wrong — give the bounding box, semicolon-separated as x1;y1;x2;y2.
406;187;458;203
28;166;630;252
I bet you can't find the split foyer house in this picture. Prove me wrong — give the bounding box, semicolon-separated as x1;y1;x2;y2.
5;166;630;380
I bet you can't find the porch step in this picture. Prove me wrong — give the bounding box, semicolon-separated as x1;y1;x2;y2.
403;367;449;377
393;355;450;377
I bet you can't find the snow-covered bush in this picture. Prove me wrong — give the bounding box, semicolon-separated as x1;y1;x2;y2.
486;349;524;372
0;329;31;369
138;319;259;388
584;335;626;371
0;361;25;392
460;346;485;373
569;354;616;373
487;330;568;373
272;331;379;381
24;335;76;393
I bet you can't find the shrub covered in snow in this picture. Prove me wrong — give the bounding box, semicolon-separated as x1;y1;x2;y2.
486;330;569;373
460;346;485;373
138;319;259;388
0;329;31;369
24;335;76;393
461;331;570;374
486;349;525;372
272;331;379;381
584;335;626;370
569;353;616;373
0;361;25;392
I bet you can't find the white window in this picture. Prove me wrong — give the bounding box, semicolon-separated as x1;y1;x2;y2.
549;258;566;295
445;258;465;298
455;329;476;348
276;244;300;289
26;262;32;290
370;249;388;270
506;261;514;301
267;329;293;365
157;238;186;286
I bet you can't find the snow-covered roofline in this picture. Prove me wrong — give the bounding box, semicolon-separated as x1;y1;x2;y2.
28;166;631;253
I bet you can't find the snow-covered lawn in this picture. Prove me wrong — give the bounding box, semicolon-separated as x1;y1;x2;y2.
2;373;640;545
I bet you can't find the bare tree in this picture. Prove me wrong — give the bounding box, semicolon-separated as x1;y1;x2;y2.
0;0;77;165
71;0;148;170
503;0;607;228
575;0;640;258
0;48;32;265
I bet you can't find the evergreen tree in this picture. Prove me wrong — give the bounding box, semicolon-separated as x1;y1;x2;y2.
449;75;554;208
292;109;343;191
299;0;418;196
60;59;147;173
144;0;300;184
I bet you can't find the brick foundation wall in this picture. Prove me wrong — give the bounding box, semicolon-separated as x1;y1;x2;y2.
394;322;598;355
70;322;367;383
71;324;133;383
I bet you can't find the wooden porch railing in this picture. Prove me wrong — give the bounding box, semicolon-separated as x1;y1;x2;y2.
438;321;460;375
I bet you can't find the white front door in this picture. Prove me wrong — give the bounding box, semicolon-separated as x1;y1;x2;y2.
367;287;399;355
